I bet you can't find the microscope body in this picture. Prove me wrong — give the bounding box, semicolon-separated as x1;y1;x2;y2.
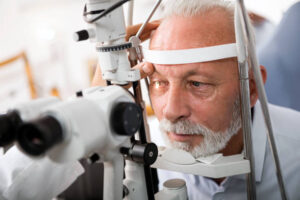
10;97;60;121
75;0;140;84
16;86;143;200
43;86;134;163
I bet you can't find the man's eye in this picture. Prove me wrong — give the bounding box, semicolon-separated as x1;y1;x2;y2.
154;81;166;88
149;80;169;95
189;81;202;87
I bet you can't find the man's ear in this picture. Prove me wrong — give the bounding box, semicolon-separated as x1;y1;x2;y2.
249;65;267;107
260;65;267;84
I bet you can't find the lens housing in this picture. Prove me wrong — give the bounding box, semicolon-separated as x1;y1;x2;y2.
17;116;63;156
0;111;22;147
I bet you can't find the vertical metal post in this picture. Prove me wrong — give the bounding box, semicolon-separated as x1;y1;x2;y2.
238;61;257;200
237;0;288;199
133;81;157;200
235;3;256;200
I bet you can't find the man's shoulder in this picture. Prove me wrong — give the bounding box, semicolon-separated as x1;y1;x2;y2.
268;103;300;140
260;104;300;199
269;102;300;116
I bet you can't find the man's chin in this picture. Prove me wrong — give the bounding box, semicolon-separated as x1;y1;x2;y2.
170;142;217;158
161;130;213;158
166;136;218;158
169;140;193;152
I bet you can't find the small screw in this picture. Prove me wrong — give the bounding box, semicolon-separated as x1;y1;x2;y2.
149;151;153;157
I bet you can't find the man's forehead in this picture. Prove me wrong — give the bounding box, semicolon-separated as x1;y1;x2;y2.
150;11;235;51
145;10;237;69
151;60;235;80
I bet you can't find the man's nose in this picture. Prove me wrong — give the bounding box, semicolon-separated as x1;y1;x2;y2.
162;86;191;123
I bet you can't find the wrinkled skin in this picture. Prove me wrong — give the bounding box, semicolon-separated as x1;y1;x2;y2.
148;8;267;156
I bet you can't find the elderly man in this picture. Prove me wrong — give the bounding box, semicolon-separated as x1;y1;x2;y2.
143;1;300;200
1;0;300;200
97;0;300;199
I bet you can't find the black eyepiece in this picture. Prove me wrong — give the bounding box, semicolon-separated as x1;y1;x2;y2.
17;116;63;156
0;111;22;147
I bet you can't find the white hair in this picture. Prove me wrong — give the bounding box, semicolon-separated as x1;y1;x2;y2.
159;0;257;66
161;0;235;19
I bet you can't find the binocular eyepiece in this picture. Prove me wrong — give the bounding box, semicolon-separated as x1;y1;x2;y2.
0;111;22;147
14;102;142;157
0;111;63;156
17;116;64;156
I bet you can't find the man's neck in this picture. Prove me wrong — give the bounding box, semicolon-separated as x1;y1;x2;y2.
212;129;244;185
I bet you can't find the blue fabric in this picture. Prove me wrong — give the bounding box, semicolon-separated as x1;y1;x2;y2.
258;2;300;111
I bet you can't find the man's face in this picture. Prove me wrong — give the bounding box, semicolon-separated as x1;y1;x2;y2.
149;10;242;157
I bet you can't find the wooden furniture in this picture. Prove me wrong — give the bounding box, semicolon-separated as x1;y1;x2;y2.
0;52;37;99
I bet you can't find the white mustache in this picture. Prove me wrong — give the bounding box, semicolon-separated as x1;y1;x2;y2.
159;118;212;136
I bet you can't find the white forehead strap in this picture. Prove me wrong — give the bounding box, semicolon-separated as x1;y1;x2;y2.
142;43;237;64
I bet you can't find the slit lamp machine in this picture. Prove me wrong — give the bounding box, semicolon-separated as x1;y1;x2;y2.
0;0;288;199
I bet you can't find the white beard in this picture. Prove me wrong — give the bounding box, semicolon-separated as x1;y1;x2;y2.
159;98;242;158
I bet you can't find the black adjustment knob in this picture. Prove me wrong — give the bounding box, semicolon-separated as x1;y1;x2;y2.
76;90;83;97
17;116;63;156
73;30;89;42
0;111;22;147
110;102;142;136
120;143;158;165
132;143;158;165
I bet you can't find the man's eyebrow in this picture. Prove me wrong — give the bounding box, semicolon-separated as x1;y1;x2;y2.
185;70;198;77
184;69;215;79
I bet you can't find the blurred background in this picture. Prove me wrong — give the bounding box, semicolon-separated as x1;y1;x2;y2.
0;0;163;113
0;0;299;113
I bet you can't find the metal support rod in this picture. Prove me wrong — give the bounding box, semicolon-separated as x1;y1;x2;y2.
238;61;257;200
144;77;153;108
136;0;162;38
133;81;151;143
234;3;257;199
237;0;288;199
129;0;161;62
127;2;159;197
133;81;158;200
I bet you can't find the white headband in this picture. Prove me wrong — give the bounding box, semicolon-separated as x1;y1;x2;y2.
142;43;237;65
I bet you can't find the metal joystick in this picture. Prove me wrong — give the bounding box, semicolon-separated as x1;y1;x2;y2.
73;30;90;42
17;116;63;156
120;142;158;166
0;111;22;147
